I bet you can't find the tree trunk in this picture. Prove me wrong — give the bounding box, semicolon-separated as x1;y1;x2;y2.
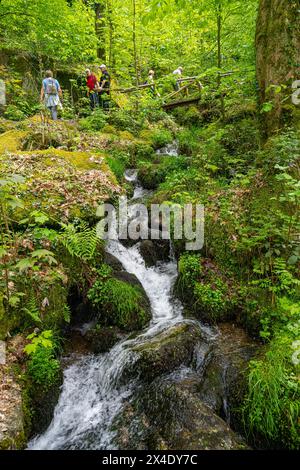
107;0;115;71
256;0;300;139
95;1;106;60
132;0;139;87
216;2;225;119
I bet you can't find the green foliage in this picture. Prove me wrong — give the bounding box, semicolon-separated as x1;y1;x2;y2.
108;109;144;134
176;253;238;322
193;279;232;320
79;109;108;132
4;105;26;121
0;0;97;65
60;221;101;261
27;346;60;391
87;264;148;330
106;151;130;181
138;156;188;190
25;330;60;391
24;330;54;356
149;128;173;149
177;253;202;291
243;325;300;449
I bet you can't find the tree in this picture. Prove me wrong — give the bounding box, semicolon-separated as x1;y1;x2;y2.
94;1;106;59
256;0;300;139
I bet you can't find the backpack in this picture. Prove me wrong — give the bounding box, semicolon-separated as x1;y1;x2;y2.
46;78;57;95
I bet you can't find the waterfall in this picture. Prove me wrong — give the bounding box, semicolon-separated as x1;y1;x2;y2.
28;170;184;450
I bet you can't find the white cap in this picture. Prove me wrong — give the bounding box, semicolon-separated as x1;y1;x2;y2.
99;64;106;69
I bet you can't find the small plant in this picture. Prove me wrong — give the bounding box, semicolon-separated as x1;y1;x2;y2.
24;330;60;391
87;264;148;330
79;108;108;132
177;253;202;291
243;326;300;449
150;128;173;149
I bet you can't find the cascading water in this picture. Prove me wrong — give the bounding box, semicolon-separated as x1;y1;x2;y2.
28;169;184;450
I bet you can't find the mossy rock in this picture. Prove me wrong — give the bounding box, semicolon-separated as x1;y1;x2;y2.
88;269;151;332
28;370;63;436
0;129;28;154
84;325;121;354
129;322;204;381
0;148;120;222
114;374;249;450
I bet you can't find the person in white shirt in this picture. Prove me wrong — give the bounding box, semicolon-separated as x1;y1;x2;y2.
173;66;183;90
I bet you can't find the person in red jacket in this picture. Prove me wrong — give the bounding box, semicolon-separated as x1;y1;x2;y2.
85;68;99;109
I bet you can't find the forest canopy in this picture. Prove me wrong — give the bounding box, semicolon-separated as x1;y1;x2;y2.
0;0;258;78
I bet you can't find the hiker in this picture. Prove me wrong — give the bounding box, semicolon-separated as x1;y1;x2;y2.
98;64;110;109
146;69;156;97
86;68;99;109
173;66;183;91
40;70;62;120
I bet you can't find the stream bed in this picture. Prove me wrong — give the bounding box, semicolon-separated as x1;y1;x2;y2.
28;168;257;451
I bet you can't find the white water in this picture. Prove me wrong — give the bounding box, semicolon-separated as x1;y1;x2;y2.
156;140;179;157
29;171;184;450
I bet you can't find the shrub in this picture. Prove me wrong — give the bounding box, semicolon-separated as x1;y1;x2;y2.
177;253;202;291
4;104;26;121
108;109;143;134
150;128;173;149
177;128;200;156
27;346;60;391
87;265;149;330
79;108;108;132
243;326;300;449
172;106;203;127
176;254;238;322
25;330;60;392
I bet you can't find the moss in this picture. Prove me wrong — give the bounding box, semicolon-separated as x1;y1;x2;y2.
0;129;28;154
87;269;151;331
0;147;120;222
119;130;135;141
0;292;8;340
0;431;27;450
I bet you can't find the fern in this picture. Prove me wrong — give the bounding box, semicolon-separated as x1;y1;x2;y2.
60;222;101;261
22;293;41;324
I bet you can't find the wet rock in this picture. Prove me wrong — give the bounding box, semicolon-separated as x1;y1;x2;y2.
103;252;124;272
85;326;122;354
130;322;206;381
197;323;258;428
139;239;170;267
114;373;249;450
30;374;63;436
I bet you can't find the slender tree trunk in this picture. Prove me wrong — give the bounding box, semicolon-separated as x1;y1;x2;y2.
95;1;106;60
107;0;115;71
216;2;225;119
256;0;300;139
132;0;139;87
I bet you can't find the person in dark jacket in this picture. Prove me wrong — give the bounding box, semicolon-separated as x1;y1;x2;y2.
98;64;110;109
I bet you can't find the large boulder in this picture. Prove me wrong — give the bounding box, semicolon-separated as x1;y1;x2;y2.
139;239;170;267
114;372;249;450
197;323;258;428
84;326;123;354
129;322;206;381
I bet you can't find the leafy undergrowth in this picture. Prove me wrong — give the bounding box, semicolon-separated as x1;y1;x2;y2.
0;149;121;221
